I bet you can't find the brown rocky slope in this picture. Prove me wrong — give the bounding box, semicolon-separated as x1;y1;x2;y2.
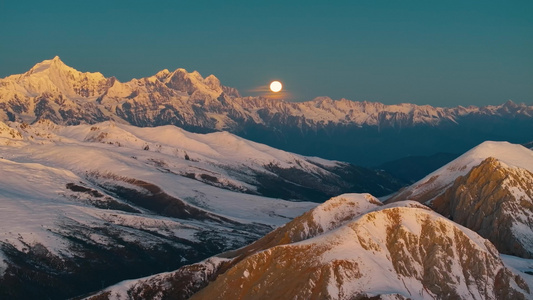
87;194;531;300
431;157;533;258
387;141;533;259
189;201;529;300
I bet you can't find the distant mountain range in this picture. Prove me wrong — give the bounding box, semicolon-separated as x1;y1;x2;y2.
1;57;532;166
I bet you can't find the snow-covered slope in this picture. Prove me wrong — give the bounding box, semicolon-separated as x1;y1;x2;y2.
0;118;403;299
4;119;400;201
2;58;532;166
388;141;533;258
89;194;532;300
3;120;373;299
0;154;277;299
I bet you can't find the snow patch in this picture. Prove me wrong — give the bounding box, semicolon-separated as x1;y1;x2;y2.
311;193;382;232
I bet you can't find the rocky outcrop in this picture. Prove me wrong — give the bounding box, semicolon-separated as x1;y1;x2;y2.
189;203;529;300
432;157;533;258
387;141;533;259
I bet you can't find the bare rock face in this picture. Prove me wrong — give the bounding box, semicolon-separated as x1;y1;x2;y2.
387;142;533;259
432;157;533;258
189;203;529;300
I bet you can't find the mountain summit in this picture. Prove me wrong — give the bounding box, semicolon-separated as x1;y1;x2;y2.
5;56;111;98
389;141;533;258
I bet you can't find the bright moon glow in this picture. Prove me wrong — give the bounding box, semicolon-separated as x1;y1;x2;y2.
270;81;282;92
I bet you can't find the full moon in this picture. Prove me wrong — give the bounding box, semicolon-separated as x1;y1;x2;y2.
270;81;282;93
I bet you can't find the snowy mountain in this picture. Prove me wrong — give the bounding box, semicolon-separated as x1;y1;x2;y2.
0;56;111;99
0;120;399;299
388;141;533;258
1;57;532;165
88;194;532;300
2;58;533;299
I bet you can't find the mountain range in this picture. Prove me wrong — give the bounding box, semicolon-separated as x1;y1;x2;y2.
1;58;533;299
1;57;532;166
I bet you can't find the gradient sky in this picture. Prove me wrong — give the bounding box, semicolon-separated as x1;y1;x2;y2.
1;0;531;106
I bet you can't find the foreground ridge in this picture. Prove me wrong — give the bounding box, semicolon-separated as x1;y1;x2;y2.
88;194;531;300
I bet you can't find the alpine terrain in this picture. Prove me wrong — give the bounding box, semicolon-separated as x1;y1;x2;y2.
1;57;532;166
388;141;533;258
0;119;398;299
88;194;533;300
2;57;533;299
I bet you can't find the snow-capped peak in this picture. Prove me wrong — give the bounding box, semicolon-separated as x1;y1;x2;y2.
389;141;533;204
183;199;530;300
461;141;533;171
26;56;66;74
1;56;111;98
163;68;223;98
154;68;171;79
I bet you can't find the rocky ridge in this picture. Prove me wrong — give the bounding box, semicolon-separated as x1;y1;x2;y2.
2;58;532;129
432;157;533;258
388;141;533;259
88;194;532;300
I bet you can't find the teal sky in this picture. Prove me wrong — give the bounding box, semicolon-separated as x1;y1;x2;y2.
1;0;532;106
